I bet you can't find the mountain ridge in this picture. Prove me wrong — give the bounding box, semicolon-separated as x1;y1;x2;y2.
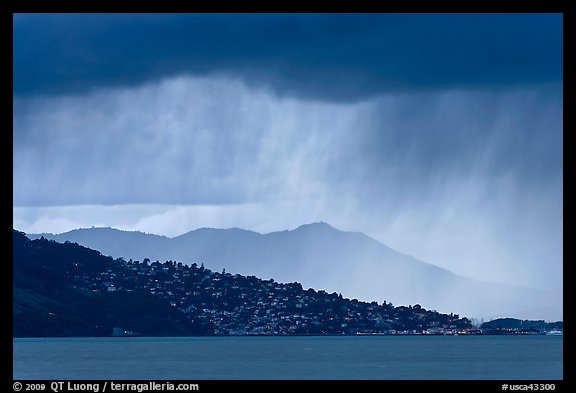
25;222;561;321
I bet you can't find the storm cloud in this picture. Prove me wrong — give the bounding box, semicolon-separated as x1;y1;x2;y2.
14;13;562;100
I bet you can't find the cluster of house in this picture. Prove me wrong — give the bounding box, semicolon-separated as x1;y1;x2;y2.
69;258;474;336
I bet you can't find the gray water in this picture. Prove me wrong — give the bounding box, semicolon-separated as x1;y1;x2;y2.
13;336;563;380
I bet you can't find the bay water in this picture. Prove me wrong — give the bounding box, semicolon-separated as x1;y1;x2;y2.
13;335;563;380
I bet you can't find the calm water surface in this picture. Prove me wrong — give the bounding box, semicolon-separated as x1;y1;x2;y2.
13;335;563;380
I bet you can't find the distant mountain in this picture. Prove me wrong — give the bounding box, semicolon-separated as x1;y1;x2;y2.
29;223;561;320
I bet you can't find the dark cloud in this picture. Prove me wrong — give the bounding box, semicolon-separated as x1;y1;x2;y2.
13;13;562;101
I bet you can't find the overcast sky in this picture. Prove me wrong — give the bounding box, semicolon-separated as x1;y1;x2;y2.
13;13;563;291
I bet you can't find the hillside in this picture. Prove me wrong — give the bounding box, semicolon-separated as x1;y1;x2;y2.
480;318;562;334
13;231;204;337
30;223;560;320
13;230;475;337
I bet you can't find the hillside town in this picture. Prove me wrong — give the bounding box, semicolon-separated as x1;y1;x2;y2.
15;232;561;337
65;254;475;336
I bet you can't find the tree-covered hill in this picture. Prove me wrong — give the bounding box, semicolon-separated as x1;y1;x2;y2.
14;229;476;337
480;318;562;334
14;230;204;336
